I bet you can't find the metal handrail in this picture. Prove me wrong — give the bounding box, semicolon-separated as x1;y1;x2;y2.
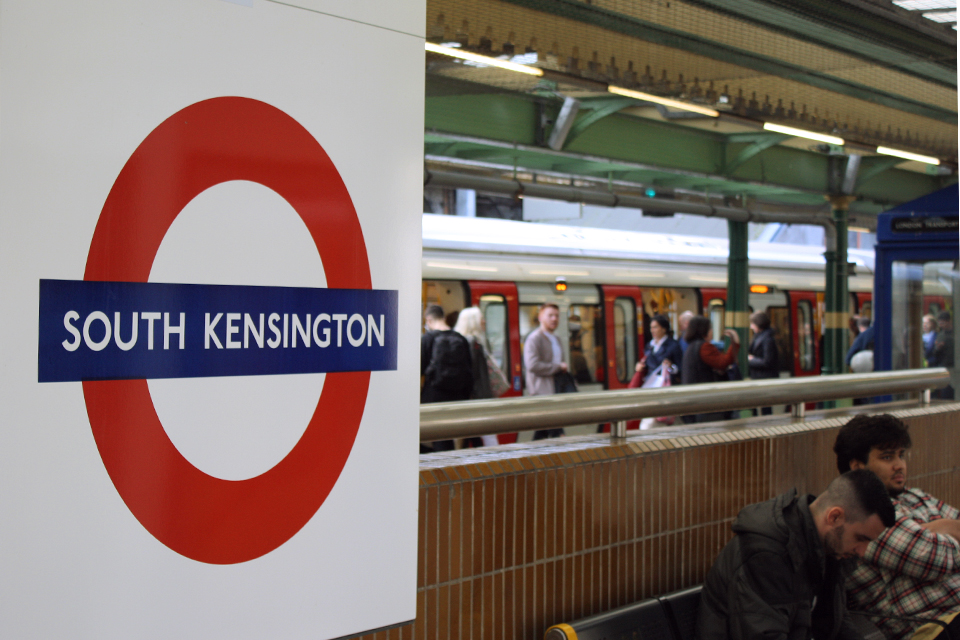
420;368;951;442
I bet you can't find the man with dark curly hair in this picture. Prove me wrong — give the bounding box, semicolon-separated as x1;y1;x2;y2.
834;414;960;639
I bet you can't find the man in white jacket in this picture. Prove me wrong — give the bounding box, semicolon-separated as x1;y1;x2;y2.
523;303;567;439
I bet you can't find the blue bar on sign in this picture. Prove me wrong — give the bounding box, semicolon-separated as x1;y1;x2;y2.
38;280;398;382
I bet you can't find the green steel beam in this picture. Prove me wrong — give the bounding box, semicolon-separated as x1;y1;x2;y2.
501;0;957;123
822;197;853;378
563;97;637;148
724;134;790;176
425;91;954;209
854;156;908;190
727;220;749;374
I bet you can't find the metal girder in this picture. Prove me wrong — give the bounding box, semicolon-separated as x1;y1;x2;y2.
563;97;636;148
425;92;953;208
855;156;908;189
500;0;957;123
723;134;790;176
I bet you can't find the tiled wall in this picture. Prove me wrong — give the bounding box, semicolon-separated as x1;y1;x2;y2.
357;404;960;640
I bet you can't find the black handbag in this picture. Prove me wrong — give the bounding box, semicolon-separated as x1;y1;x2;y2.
553;371;579;394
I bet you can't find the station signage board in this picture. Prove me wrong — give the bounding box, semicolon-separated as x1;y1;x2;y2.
1;1;423;638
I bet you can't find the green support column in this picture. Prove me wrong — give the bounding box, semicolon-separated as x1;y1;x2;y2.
822;195;855;376
726;219;749;374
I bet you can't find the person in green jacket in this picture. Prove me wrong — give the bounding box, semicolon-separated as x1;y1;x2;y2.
698;470;895;640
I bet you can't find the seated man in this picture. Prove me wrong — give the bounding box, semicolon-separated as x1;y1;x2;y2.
833;414;960;639
698;470;894;640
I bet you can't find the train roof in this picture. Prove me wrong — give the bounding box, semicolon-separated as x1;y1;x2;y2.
422;214;875;276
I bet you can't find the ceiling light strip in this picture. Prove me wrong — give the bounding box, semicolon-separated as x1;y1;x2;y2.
425;42;544;76
876;146;941;165
762;122;845;146
607;85;720;117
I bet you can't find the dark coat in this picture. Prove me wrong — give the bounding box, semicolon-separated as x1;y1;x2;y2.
845;326;874;366
748;328;779;380
697;490;860;640
643;336;684;385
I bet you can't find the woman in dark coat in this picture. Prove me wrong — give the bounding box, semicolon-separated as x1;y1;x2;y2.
680;315;740;423
748;311;779;415
638;314;683;387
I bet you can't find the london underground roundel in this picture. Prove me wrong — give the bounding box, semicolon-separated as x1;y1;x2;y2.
68;97;388;564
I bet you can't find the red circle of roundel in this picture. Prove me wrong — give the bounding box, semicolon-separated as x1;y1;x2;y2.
82;97;371;564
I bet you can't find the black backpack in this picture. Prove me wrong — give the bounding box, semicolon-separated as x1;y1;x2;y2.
426;331;474;394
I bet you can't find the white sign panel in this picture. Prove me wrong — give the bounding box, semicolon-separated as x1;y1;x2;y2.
1;1;424;638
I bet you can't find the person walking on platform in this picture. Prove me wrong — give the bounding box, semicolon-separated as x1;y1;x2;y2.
420;304;473;452
523;303;568;440
680;316;740;423
748;311;778;415
454;307;509;447
639;314;683;386
834;414;960;640
697;470;895;640
846;317;874;373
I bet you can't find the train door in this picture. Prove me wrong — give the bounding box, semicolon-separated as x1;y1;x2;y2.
517;283;604;392
600;286;643;390
788;291;820;377
468;281;522;398
701;288;727;333
748;289;790;377
638;287;697;343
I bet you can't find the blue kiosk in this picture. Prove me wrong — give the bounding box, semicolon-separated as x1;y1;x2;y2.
873;184;958;398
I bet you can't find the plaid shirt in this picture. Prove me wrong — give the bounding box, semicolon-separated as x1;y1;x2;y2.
846;487;960;639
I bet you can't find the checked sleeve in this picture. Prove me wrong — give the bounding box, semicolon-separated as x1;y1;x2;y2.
862;514;960;583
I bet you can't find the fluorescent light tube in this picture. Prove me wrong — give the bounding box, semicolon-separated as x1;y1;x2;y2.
763;122;844;145
876;146;941;165
607;85;719;117
425;42;544;76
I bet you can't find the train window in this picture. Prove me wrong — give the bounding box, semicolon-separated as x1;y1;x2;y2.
797;300;815;372
708;298;725;334
479;294;508;374
860;301;872;320
613;297;637;384
569;304;603;384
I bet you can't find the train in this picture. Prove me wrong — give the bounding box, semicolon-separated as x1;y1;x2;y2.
420;213;948;405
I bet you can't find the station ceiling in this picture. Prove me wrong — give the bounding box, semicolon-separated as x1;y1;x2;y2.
423;0;958;217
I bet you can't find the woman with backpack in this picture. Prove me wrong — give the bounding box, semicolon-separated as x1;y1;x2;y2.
454;307;510;446
680;315;740;423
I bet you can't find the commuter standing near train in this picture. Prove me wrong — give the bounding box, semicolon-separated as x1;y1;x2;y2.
748;311;779;415
681;316;740;423
454;307;510;446
421;304;473;451
639;314;683;386
523;303;567;440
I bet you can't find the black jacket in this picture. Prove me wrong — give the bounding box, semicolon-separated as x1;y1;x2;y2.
697;490;861;640
748;329;779;380
644;336;684;385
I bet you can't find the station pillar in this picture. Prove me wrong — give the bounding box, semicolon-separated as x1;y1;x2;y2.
822;195;855;376
726;219;749;373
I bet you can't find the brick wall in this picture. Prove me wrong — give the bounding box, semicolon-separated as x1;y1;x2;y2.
358;403;960;640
